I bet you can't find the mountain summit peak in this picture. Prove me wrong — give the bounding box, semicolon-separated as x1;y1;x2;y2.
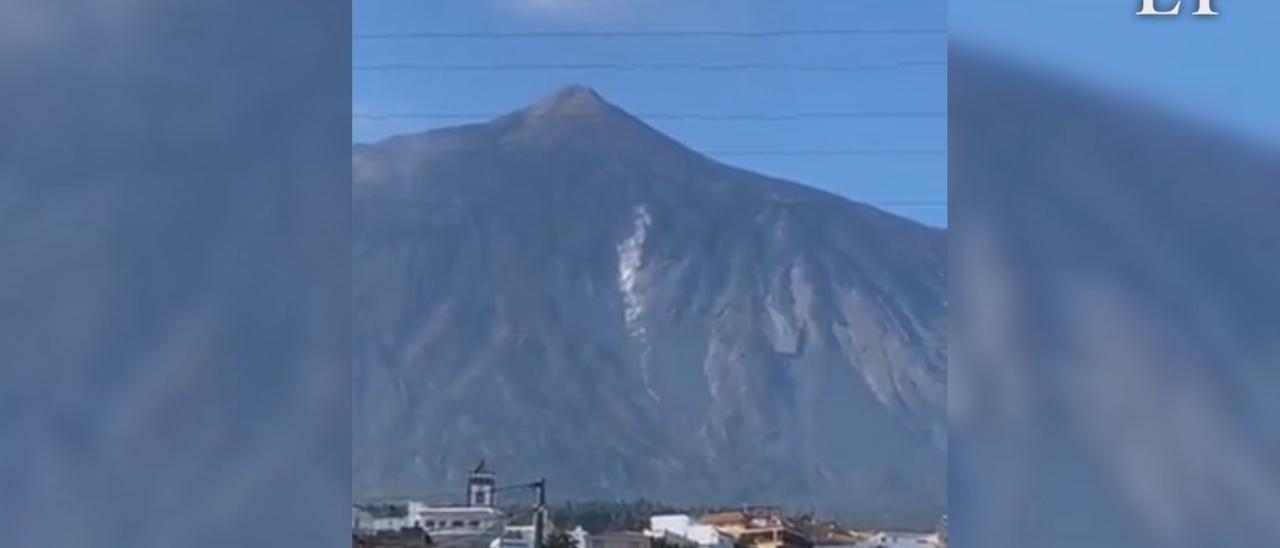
527;85;612;117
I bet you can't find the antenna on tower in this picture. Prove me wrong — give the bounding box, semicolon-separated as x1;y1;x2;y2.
467;459;497;507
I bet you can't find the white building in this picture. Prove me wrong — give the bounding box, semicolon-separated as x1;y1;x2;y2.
844;532;938;548
353;502;504;534
354;461;506;538
418;506;506;537
490;525;538;548
648;514;735;548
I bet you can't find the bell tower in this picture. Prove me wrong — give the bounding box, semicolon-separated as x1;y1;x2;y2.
466;459;497;508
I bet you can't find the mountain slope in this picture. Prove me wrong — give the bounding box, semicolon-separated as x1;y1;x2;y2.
353;87;946;524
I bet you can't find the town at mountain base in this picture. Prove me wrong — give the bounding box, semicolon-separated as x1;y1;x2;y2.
353;465;947;548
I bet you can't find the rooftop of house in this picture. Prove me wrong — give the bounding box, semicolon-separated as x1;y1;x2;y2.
699;512;750;525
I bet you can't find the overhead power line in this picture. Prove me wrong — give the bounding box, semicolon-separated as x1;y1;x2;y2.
700;149;946;157
354;61;945;73
870;200;948;207
351;112;945;121
351;145;945;158
354;29;947;40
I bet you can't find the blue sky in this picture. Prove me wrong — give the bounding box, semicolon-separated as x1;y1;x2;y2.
952;0;1280;145
354;0;948;227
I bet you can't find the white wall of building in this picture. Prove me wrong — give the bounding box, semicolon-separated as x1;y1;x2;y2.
354;503;505;535
648;514;733;548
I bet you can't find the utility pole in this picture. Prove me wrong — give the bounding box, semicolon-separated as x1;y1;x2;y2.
494;477;550;548
533;478;547;548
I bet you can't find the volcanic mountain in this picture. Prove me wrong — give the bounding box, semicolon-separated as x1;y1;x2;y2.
352;86;947;525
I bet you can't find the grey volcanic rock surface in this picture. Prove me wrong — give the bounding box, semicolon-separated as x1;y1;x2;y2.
353;87;946;522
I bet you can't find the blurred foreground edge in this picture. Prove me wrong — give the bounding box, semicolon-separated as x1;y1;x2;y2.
0;1;350;546
948;44;1280;548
